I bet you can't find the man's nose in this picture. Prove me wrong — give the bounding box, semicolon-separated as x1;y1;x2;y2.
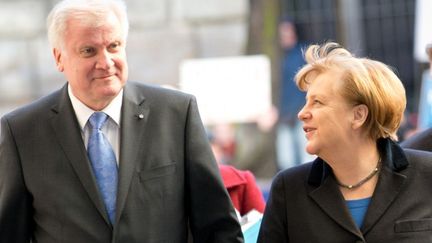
95;51;114;70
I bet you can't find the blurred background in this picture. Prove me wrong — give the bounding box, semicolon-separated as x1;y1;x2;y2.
1;0;431;191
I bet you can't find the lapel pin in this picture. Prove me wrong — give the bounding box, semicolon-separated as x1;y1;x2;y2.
138;114;144;119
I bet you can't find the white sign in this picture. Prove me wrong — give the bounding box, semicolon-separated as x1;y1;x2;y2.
414;0;432;62
179;55;272;125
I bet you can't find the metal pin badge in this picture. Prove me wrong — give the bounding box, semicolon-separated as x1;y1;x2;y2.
138;114;144;119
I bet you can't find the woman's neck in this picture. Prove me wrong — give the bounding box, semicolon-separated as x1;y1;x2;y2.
323;139;381;200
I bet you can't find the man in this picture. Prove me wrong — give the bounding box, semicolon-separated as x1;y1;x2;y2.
0;0;243;242
276;17;314;170
401;43;432;151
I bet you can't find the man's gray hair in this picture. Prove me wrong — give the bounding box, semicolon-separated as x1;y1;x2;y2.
47;0;129;49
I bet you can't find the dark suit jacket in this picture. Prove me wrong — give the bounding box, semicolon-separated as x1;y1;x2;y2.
258;138;432;243
401;127;432;151
0;82;243;243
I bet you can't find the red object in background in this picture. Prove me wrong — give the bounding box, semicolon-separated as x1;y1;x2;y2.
219;164;266;216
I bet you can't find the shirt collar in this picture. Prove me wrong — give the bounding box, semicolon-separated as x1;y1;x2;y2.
68;84;123;130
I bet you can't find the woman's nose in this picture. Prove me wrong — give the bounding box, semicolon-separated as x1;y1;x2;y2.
298;106;311;121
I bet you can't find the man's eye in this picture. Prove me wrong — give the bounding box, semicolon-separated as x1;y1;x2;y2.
109;42;121;51
313;99;322;105
80;47;95;57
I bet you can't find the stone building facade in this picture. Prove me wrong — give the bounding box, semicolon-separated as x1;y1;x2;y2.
0;0;249;116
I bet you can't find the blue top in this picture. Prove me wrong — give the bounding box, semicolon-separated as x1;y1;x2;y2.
346;197;371;228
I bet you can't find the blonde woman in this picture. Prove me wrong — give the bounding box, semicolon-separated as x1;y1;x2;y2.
258;42;432;242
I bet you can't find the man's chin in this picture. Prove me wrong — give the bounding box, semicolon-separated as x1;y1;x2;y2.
100;89;121;98
99;81;124;93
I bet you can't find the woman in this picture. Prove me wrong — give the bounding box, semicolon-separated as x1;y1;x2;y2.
258;42;432;242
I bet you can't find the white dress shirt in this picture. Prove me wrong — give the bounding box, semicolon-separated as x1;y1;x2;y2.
68;84;122;165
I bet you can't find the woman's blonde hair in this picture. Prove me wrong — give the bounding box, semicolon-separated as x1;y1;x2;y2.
295;42;406;141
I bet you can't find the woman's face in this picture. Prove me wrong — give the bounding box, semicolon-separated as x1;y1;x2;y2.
297;72;356;158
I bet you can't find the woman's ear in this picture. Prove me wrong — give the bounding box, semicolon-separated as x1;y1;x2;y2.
352;104;368;130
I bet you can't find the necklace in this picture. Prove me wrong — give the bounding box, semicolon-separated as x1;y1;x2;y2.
336;158;381;190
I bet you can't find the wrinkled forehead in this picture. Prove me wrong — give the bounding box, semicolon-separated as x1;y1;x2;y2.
65;11;125;40
68;10;122;30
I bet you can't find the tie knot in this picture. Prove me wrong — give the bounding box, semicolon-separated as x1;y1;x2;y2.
89;112;108;130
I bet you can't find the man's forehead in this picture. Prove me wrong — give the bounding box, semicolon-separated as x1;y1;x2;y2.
65;15;124;38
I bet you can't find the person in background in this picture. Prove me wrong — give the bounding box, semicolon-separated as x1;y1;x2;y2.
209;129;266;217
276;17;314;170
258;42;432;242
401;43;432;151
0;0;243;242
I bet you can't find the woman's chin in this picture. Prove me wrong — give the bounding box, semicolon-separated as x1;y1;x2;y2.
305;144;318;156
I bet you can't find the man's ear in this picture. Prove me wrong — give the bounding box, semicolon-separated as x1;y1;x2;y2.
53;48;64;72
352;104;368;130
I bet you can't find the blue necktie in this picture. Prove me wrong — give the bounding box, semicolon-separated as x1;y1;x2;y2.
87;112;118;224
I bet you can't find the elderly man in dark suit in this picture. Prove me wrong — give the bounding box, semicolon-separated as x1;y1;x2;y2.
401;43;432;151
0;0;243;242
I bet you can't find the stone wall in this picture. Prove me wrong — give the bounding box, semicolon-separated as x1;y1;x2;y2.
0;0;249;116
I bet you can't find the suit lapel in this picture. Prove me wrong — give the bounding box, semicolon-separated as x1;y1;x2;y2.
115;83;149;224
308;175;364;239
361;166;406;234
361;138;408;234
49;85;110;225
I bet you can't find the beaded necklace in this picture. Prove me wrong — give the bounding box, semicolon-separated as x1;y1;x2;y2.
336;158;381;190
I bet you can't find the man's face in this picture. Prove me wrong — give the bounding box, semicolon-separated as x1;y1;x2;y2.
279;22;297;50
54;12;128;110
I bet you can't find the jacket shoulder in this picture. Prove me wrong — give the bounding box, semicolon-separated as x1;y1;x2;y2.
272;162;314;190
400;128;432;151
127;82;194;102
403;148;432;170
2;87;63;122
